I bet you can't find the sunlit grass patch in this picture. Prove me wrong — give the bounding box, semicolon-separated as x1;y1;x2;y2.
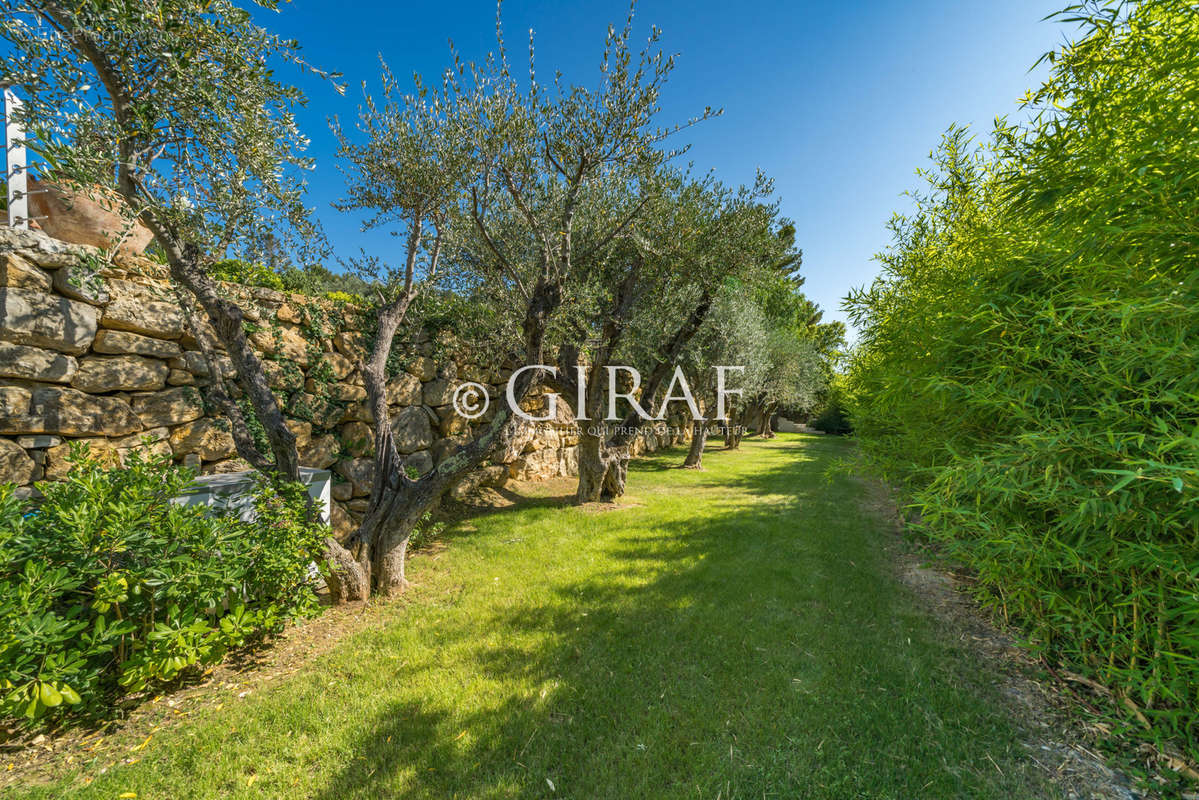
7;434;1053;799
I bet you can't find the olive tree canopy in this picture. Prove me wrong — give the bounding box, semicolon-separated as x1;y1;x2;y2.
0;0;339;479
314;4;716;597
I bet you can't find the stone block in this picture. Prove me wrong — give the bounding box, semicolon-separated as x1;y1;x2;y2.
323;352;354;380
299;433;340;469
334;457;375;496
251;324;310;367
169;419;235;460
101;291;184;339
131;386;205;428
0;385;141;436
0;252;51;292
407;356;435;381
390;405;433;454
0;438;36;485
15;434;61;449
422;378;454;407
340;421;374;458
0;288;98;354
330;500;355;542
44;438;120;480
110;427;169;448
333;330;368;359
71;355;169;392
386;372;421;406
0;342;78;383
403;449;434;477
92;329;182;359
52;261;110;305
167;368;194;386
169;350;235;378
286;419;313;449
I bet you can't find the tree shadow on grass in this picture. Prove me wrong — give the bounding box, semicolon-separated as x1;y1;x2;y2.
312;436;1051;800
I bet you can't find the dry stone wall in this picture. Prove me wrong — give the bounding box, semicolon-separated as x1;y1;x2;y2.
0;227;687;536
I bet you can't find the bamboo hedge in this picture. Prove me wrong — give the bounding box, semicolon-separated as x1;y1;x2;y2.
846;0;1199;766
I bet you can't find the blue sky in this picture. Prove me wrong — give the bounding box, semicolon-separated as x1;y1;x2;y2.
265;0;1071;337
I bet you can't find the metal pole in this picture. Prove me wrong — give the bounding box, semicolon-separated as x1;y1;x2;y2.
4;86;29;229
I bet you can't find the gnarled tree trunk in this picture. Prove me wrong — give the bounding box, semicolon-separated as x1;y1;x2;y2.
45;3;365;601
761;402;778;439
745;397;776;438
359;454;443;596
683;417;708;468
743;400;763;437
343;234;557;598
576;423;630;503
340;395;530;596
602;450;629;500
568;291;716;503
324;540;372;602
139;213;367;604
724;407;745;450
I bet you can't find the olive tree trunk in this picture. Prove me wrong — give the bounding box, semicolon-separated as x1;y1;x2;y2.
682;417;708;468
139;214;366;603
761;402;778;439
576;423;630;503
38;3;366;602
745;398;772;437
339;244;560;598
724;407;745;450
569;292;716;503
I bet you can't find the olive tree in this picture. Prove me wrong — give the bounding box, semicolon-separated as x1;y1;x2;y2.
0;0;338;480
551;174;780;500
756;329;825;437
677;289;770;468
0;1;386;596
324;8;710;596
735;245;838;437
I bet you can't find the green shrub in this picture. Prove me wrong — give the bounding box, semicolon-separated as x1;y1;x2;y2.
211;258;286;290
0;444;327;724
277;262;372;299
846;0;1199;763
323;290;364;305
211;258;377;304
810;376;852;435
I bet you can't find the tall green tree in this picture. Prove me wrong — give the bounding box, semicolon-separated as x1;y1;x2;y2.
677;289;771;467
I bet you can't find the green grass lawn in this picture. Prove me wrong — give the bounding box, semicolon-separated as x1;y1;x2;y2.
10;434;1054;799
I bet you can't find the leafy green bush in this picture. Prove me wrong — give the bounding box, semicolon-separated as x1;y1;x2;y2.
211;258;286;291
0;445;326;724
277;262;372;299
846;0;1199;763
810;376;852;435
323;290;364;305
